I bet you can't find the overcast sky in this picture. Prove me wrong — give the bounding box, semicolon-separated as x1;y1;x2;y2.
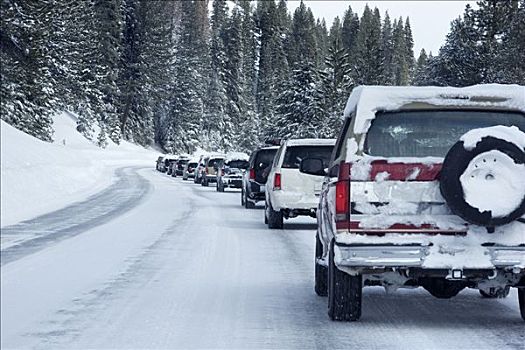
287;1;475;56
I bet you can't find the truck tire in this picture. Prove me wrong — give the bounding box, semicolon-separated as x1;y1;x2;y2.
328;239;362;321
315;232;328;297
244;190;255;209
267;200;283;229
479;286;510;298
202;178;208;187
518;288;525;321
440;135;525;227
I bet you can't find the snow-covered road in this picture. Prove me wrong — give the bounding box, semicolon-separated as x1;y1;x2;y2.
1;168;523;349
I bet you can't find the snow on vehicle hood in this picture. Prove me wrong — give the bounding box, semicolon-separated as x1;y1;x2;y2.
460;125;525;151
343;84;525;136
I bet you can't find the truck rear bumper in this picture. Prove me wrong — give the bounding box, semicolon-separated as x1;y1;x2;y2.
334;243;525;269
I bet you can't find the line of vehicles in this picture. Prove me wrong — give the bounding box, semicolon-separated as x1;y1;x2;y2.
155;84;525;323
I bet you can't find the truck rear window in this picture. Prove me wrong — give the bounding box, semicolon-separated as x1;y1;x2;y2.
282;145;334;169
254;149;277;170
227;160;249;169
365;110;525;158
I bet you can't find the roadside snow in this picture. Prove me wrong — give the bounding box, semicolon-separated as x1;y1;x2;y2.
1;112;157;227
461;125;525;150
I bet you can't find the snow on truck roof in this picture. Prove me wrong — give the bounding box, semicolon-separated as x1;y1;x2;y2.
344;84;525;134
285;138;336;146
225;152;249;162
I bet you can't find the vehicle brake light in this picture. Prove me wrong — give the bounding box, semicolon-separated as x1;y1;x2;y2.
249;168;255;180
205;168;209;175
335;180;349;222
274;173;281;190
221;169;225;176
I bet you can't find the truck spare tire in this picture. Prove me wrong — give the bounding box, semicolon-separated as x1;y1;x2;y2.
440;134;525;227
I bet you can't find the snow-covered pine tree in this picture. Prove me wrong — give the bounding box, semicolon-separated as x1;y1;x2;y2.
236;0;260;152
341;5;360;72
168;0;209;154
0;0;57;141
379;12;395;85
316;37;352;137
92;0;123;145
223;6;244;152
204;0;229;150
286;1;318;68
274;63;319;139
404;17;415;83
391;17;410;85
315;18;329;70
354;6;382;84
499;0;525;84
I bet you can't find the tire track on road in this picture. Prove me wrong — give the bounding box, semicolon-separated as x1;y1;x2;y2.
0;167;152;266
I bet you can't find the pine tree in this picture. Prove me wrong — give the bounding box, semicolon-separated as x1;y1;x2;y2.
0;0;57;141
392;17;410;85
168;0;209;153
287;1;318;67
413;48;429;85
316;39;353;137
499;0;525;84
380;12;395;85
354;6;382;84
274;64;319;138
341;5;360;69
404;17;415;82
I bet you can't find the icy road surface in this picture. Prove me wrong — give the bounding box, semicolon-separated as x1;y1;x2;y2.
1;168;523;349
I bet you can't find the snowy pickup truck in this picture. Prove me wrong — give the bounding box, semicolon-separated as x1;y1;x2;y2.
306;85;525;322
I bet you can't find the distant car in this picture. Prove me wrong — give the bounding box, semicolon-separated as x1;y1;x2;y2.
216;153;250;192
183;160;199;180
265;138;335;228
241;146;279;208
201;154;225;187
194;155;207;184
156;156;165;171
167;159;177;176
174;156;190;176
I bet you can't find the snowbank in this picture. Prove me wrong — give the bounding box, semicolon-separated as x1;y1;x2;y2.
1;112;157;226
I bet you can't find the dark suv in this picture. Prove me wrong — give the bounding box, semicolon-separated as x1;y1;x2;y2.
241;146;279;208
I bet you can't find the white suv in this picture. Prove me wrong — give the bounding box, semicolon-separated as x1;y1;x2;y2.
265;139;335;229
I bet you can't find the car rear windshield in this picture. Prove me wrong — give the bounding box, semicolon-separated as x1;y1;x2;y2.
208;158;222;168
254;149;277;170
365;110;525;158
282;145;334;169
227;160;249;169
188;162;198;167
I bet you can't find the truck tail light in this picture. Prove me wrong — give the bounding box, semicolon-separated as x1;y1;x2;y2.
274;173;281;190
335;162;351;230
249;168;255;180
335;180;349;222
205;167;209;175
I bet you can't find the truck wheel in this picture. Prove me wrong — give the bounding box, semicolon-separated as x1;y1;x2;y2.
315;232;328;297
479;286;510;298
267;200;283;229
218;182;225;192
241;188;246;206
201;178;207;187
518;289;525;321
244;191;255;209
328;239;362;321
